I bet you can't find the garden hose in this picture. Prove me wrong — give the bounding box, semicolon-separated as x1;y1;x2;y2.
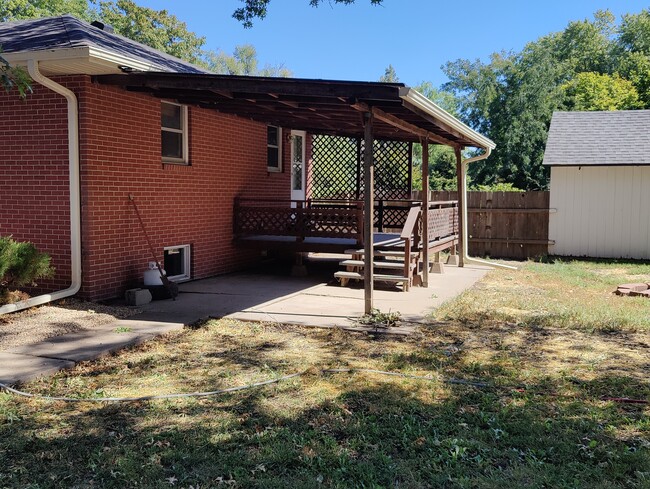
0;368;488;404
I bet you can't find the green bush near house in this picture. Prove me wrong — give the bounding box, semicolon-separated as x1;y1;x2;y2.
0;236;54;305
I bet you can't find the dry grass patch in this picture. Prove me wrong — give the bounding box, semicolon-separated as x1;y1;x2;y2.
1;260;649;487
436;259;650;332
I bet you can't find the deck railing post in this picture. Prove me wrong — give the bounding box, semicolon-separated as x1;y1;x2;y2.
363;112;374;314
422;141;430;287
455;147;465;267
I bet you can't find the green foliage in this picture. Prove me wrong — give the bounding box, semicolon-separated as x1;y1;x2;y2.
97;0;206;65
205;44;292;77
619;9;650;54
357;308;401;328
0;236;54;304
379;64;399;83
409;81;462;191
0;0;93;22
233;0;383;28
564;72;642;110
0;53;31;97
472;182;524;192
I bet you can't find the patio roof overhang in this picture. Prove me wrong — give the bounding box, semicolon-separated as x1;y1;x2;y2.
94;72;495;150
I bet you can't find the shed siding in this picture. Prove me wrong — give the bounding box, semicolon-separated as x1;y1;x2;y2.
549;166;650;259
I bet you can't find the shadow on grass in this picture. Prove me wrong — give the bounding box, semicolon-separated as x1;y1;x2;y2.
1;367;648;488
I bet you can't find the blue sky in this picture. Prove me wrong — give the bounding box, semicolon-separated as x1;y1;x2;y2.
137;0;648;87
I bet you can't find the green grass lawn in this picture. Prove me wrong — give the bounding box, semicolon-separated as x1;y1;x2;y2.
1;259;649;488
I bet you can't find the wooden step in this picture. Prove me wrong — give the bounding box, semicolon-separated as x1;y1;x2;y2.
339;259;406;270
334;271;410;290
344;249;417;259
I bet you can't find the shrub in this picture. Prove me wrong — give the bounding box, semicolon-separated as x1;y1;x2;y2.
0;236;55;305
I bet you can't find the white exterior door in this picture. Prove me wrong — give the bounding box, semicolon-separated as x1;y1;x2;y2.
290;130;306;202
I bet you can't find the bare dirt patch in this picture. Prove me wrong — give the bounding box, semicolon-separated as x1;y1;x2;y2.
0;299;141;350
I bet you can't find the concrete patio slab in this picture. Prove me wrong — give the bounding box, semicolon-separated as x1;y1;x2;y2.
226;263;490;329
0;351;75;385
7;329;156;363
0;260;491;385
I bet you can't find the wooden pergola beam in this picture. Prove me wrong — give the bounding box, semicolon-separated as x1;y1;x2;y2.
351;102;459;147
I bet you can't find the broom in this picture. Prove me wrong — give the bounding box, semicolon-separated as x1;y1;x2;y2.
128;194;178;300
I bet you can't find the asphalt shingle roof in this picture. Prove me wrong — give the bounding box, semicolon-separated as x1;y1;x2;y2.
0;15;208;74
542;110;650;166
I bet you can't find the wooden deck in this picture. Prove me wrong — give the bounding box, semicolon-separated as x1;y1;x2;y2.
233;199;459;288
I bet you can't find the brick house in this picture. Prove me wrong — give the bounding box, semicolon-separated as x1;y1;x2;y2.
0;15;493;311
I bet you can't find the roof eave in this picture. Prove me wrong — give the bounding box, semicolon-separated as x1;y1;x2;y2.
399;87;495;150
2;46;164;75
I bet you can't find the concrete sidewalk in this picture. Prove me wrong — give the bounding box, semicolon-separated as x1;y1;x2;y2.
0;262;490;385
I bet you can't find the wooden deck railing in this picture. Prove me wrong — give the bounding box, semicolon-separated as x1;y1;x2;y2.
233;198;458;251
233;198;363;241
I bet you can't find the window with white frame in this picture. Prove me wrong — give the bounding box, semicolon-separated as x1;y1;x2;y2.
267;125;282;171
161;101;188;164
163;244;190;282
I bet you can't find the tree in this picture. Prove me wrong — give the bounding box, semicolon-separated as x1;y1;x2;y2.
379;64;399;83
411;81;460;191
0;0;93;22
617;9;650;105
97;0;206;65
564;72;641;110
442;9;650;190
206;44;292;77
233;0;383;28
619;9;650;55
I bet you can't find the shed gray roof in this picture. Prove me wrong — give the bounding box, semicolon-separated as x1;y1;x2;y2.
0;15;207;74
543;110;650;166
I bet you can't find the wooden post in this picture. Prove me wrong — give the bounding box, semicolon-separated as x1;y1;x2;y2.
363;113;374;314
455;146;465;267
421;140;430;287
407;142;413;197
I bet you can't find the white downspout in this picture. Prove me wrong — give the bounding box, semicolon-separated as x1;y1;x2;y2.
460;147;517;270
0;59;82;314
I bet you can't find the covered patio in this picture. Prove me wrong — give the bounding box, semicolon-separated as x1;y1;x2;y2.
96;73;495;312
135;257;492;335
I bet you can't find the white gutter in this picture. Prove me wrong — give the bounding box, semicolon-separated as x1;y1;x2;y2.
0;59;82;314
399;87;496;151
459;148;517;271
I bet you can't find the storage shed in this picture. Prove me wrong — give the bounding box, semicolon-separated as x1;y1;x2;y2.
543;110;650;259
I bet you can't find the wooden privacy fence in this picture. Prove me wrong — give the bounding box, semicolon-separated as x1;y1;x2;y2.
413;191;551;259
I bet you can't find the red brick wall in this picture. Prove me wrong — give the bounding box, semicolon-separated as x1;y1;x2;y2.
78;78;291;300
0;78;81;292
1;75;292;301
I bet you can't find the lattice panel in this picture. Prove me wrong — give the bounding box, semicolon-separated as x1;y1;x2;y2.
310;136;412;201
308;135;359;199
235;205;361;239
374;204;412;230
360;139;411;201
428;205;458;241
